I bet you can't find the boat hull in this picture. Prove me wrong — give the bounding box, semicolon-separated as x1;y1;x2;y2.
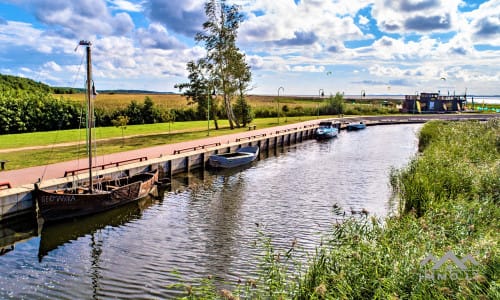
36;170;158;222
315;128;338;139
346;123;366;130
208;146;259;168
315;122;339;139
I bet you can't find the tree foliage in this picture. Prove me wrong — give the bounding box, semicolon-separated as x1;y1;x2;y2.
174;61;211;121
0;74;52;94
181;0;252;130
325;92;345;115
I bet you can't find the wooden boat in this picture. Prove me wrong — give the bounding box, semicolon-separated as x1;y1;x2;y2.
346;121;366;131
315;121;339;139
208;146;259;168
35;40;158;223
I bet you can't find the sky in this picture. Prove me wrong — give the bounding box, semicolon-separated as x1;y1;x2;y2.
0;0;499;96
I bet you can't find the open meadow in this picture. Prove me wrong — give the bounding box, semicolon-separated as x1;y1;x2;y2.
59;93;327;110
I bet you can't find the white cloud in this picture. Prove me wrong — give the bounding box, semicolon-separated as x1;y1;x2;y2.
291;65;325;73
44;61;62;72
136;23;185;49
107;0;143;12
463;0;500;45
372;0;463;33
359;15;370;26
15;0;135;39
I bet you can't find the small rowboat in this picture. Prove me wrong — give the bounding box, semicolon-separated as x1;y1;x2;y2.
208;146;259;169
346;121;366;131
315;121;339;139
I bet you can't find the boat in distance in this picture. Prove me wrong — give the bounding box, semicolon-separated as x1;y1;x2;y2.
346;121;367;131
208;146;259;168
315;121;339;139
35;40;159;223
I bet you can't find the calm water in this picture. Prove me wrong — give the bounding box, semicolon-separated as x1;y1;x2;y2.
0;124;421;299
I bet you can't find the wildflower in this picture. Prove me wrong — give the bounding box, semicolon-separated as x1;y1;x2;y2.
314;283;327;297
220;289;238;300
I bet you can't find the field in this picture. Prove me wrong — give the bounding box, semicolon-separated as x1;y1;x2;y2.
59;93;377;110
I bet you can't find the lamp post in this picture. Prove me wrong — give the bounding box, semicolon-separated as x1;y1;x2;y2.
361;89;366;99
277;86;284;124
207;86;215;136
318;89;324;118
414;91;418;114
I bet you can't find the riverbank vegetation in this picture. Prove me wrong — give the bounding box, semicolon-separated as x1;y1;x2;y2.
172;119;499;299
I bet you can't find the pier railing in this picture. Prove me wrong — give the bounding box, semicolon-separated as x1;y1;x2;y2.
173;142;222;154
64;157;148;177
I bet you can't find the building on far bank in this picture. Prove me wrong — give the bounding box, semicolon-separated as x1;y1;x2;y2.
403;92;468;113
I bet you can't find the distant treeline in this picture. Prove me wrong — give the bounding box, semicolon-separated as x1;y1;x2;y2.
0;74;53;94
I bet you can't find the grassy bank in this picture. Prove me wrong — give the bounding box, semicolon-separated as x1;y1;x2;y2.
174;119;499;299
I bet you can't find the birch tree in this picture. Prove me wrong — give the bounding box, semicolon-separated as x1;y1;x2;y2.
195;0;251;129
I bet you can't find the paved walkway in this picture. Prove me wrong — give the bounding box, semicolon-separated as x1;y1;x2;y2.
1;120;320;188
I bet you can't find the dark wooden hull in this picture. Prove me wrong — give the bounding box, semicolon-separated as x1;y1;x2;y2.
36;170;158;222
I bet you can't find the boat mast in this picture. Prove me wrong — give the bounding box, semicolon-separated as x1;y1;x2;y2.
80;40;93;193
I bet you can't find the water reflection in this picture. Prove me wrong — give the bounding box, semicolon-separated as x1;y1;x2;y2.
38;197;155;261
0;213;38;256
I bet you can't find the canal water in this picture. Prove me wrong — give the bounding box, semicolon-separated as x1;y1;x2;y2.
0;124;421;299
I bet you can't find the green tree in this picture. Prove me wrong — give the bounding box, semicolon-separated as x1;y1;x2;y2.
111;115;129;147
162;109;176;134
326;92;345;115
194;0;251;129
142;96;161;124
233;94;253;126
282;105;290;122
125;100;143;124
175;61;221;129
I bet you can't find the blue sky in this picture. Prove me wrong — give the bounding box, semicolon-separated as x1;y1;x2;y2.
0;0;499;96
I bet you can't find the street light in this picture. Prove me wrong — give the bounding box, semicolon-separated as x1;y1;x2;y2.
414;91;418;114
277;86;284;124
207;86;215;136
318;89;324;118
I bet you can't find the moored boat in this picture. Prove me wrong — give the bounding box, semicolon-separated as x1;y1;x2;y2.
315;121;339;139
35;40;158;223
346;121;366;131
208;146;259;168
35;171;158;222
